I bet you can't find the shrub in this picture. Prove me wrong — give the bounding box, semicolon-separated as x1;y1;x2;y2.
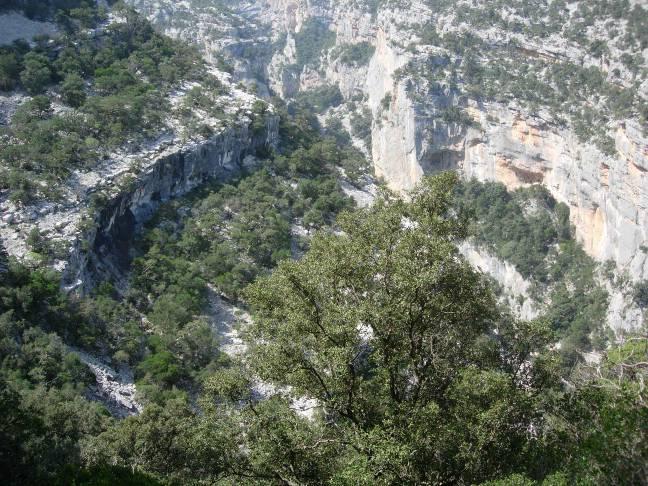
20;52;52;94
335;42;375;66
0;51;20;91
60;73;86;107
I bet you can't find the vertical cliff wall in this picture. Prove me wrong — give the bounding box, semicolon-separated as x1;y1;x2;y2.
237;0;648;285
67;116;279;293
0;112;278;294
102;0;647;332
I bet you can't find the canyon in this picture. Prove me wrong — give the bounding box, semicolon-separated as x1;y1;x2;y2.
120;0;647;332
0;4;646;482
251;0;648;283
1;1;646;331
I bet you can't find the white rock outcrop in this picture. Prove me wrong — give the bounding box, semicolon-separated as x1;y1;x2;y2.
127;0;647;333
73;349;142;418
233;0;648;286
459;241;540;321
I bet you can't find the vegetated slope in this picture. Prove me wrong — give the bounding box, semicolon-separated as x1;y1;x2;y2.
0;2;277;287
3;172;646;485
0;7;204;204
0;1;646;485
455;180;611;367
258;0;648;285
0;85;363;481
126;0;648;335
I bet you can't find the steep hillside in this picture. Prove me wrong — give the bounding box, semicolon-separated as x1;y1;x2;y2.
125;0;648;335
1;2;647;484
0;3;278;291
252;0;648;281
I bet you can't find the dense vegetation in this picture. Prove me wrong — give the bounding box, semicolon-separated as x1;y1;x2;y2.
293;18;336;70
0;3;206;203
123;121;358;402
2;174;646;484
349;105;373;152
0;254;113;483
0;100;357;481
1;2;646;485
294;84;344;113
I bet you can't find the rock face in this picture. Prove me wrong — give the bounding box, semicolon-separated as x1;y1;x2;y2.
459;242;540;321
70;117;279;292
461;110;648;284
122;0;646;333
245;0;648;282
0;109;278;294
0;5;281;293
4;1;646;330
73;348;142;418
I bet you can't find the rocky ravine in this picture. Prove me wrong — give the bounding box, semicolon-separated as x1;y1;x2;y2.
0;72;278;294
0;10;278;414
73;348;143;418
128;0;647;332
247;0;648;282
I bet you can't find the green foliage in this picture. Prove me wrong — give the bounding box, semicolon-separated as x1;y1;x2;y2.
333;41;375;66
0;172;645;484
1;0;108;24
20;52;52;94
234;173;553;483
0;242;8;278
0;259;115;484
294;84;343;113
0;3;645;479
0;6;205;203
60;73;87;107
53;465;163;486
632;280;648;308
114;120;353;401
455;180;568;281
83;398;240;483
293;18;337;69
132;135;353;300
0;51;20;91
350;106;373;152
546;342;648;484
438;105;476;127
137;348;182;386
454;179;608;364
321;116;371;184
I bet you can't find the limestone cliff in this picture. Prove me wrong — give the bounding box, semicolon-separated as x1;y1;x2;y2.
0;114;278;293
69;116;278;292
459;241;540;321
8;0;646;331
237;0;648;285
121;0;647;333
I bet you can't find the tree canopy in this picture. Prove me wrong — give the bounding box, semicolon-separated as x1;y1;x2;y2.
234;173;555;483
1;174;646;485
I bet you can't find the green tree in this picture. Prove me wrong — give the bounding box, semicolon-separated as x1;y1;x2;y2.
240;173;557;483
60;73;86;107
20;52;52;94
544;339;648;484
0;51;20;91
83;398;240;484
